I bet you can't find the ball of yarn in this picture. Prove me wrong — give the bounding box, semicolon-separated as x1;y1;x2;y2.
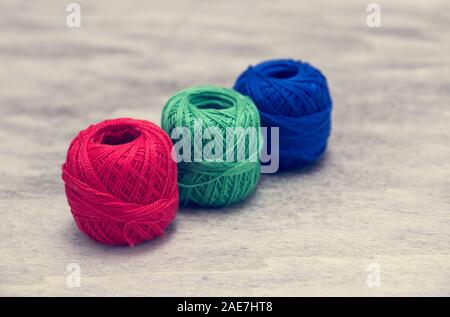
61;118;178;246
161;86;261;207
234;59;332;170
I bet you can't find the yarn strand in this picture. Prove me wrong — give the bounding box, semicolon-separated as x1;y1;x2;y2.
62;118;178;246
234;59;333;170
162;86;262;207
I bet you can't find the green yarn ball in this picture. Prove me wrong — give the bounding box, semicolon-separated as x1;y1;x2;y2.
161;86;262;207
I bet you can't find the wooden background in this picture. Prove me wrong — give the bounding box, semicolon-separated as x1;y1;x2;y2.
1;0;449;296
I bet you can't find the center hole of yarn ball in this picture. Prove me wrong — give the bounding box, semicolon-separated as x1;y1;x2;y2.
266;64;298;79
99;125;141;145
190;93;234;110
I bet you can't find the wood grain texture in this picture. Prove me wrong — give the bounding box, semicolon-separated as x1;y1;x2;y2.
0;0;449;296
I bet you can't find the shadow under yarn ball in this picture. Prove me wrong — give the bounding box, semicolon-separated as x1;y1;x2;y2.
161;86;262;208
234;59;333;170
61;118;178;246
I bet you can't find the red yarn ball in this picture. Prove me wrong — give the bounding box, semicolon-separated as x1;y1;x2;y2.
62;118;178;246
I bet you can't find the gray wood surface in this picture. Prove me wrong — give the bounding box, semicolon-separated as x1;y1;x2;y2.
1;0;449;296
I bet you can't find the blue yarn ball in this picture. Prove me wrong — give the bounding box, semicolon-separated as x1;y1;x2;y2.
234;59;332;170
